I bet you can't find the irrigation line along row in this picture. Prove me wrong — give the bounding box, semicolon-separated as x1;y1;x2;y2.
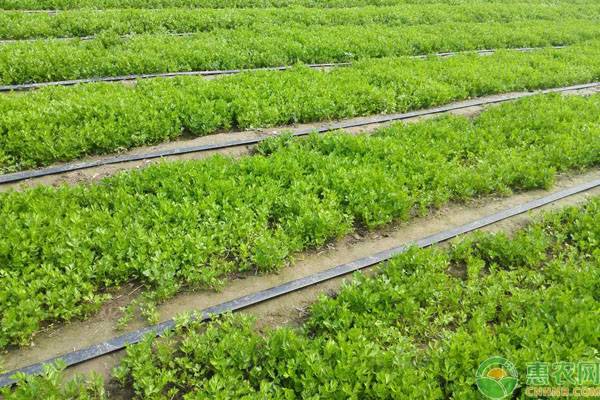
0;19;575;47
0;31;197;44
0;63;348;92
0;80;597;186
9;9;59;13
0;177;598;388
0;46;563;92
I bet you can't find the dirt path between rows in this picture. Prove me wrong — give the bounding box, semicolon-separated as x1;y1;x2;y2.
2;168;598;388
2;85;598;193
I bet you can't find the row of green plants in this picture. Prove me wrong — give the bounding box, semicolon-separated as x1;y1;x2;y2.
0;0;593;10
2;3;599;39
4;196;599;399
3;43;600;172
0;92;599;350
1;19;599;85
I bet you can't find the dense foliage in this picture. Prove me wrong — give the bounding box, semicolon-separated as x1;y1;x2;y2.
0;93;599;349
4;196;599;399
1;20;600;85
3;44;600;172
2;3;599;39
0;0;597;397
0;0;594;10
2;361;105;400
113;198;600;399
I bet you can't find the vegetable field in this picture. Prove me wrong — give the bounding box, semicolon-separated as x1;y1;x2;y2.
103;198;600;398
5;92;600;347
1;0;599;397
2;20;599;85
3;44;600;172
4;195;600;398
1;0;597;10
4;4;600;40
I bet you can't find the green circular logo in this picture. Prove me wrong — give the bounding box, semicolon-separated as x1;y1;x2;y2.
476;356;519;399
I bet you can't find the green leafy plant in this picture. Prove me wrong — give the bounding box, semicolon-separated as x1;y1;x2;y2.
2;3;599;40
0;92;598;349
112;197;600;398
2;19;600;85
0;0;593;10
2;43;600;172
0;360;105;399
7;196;595;399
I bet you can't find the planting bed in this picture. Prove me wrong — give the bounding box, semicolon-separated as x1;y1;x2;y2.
2;44;600;172
1;92;599;350
1;0;598;397
101;197;600;398
2;81;597;189
3;189;599;398
2;4;599;40
2;20;600;85
1;0;596;10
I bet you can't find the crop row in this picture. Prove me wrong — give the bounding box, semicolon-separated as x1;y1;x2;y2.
3;43;600;173
1;92;599;349
2;3;599;40
0;0;594;10
2;20;600;85
4;195;600;398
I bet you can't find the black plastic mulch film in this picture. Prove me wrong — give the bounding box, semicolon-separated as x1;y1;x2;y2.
0;177;598;387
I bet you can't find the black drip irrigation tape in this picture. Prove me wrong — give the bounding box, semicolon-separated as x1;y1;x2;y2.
0;31;196;45
0;80;597;186
0;63;350;92
0;177;598;388
0;46;563;92
4;9;59;13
